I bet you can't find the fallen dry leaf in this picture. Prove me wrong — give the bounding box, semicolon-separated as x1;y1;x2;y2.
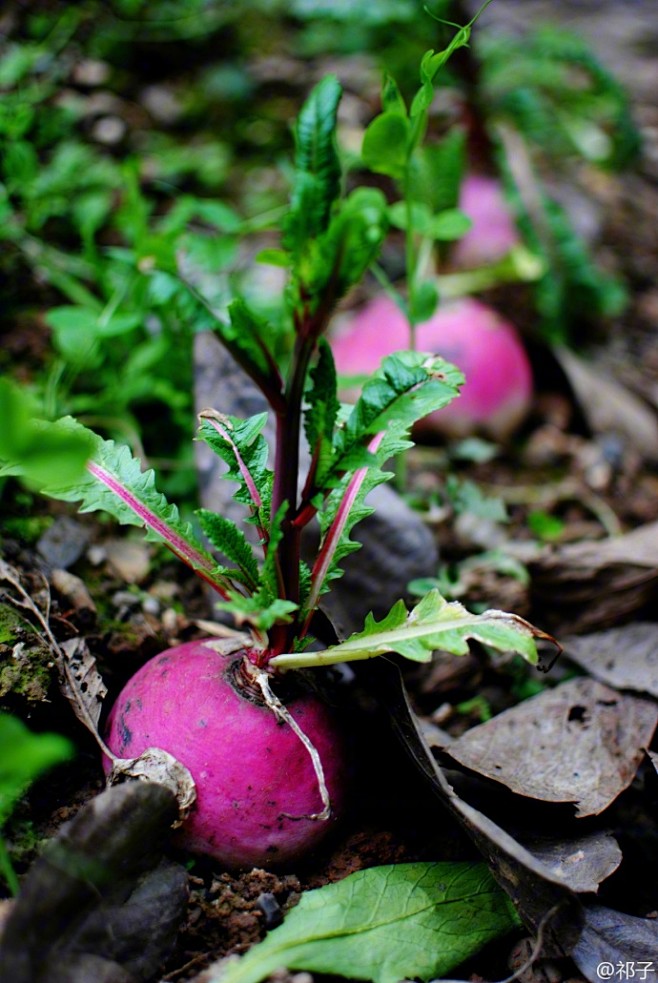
522;832;622;895
572;905;658;982
445;677;658;816
564;622;658;698
60;637;108;730
529;521;658;634
553;346;658;464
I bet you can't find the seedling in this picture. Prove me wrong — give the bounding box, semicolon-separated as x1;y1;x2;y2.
2;63;552;870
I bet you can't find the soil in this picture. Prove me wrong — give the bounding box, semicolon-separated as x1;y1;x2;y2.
2;2;658;982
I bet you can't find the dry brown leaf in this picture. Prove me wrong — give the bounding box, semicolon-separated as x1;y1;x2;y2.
522;832;622;894
529;520;658;634
445;677;658;816
564;622;658;698
554;346;658;463
60;637;108;730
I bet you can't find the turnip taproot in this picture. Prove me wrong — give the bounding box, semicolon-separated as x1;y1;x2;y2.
331;295;533;441
105;640;346;869
451;174;520;270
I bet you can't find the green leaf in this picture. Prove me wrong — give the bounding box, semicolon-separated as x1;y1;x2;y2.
196;509;260;589
0;712;73;894
0;381;95;489
285;75;342;256
362;112;411;179
221;298;283;392
41;419;233;596
212;862;520;983
329;351;463;478
304;339;340;480
381;72;407;116
318;187;389;303
215;503;297;631
309;426;411;609
408;281;439;325
0;713;73;828
197;412;273;527
272;589;543;670
410;130;467;212
430;208;472;241
44;306;102;364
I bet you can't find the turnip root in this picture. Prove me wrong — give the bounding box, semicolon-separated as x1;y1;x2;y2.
104;640;346;869
451;174;520;269
331;295;533;441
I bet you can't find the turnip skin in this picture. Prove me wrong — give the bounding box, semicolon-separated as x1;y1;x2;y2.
452;174;520;269
332;295;533;441
104;640;346;869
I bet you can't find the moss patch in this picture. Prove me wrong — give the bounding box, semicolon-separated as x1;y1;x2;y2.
0;602;56;702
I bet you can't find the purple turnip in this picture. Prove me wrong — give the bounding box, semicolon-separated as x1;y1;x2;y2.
104;640;346;869
451;174;520;270
331;295;533;441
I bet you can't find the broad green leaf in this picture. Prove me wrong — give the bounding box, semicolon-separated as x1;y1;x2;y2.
196;509;260;589
430;208;472;241
381;72;407;116
0;712;73;894
293;188;388;312
362;112;410;179
212;862;520;983
409;130;467;212
44;306;102;364
388;202;471;242
285;75;342;256
0;713;73;828
409;280;439;325
272;589;543;670
0;381;95;489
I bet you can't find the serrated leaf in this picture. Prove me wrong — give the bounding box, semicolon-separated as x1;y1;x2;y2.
285;75;342;256
307;427;411;612
197;412;273;528
41;419;233;597
362;112;411;179
215;504;297;631
211;862;520;983
319;187;389;300
221;299;283;391
329;351;463;479
196;509;260;589
304;338;340;479
273;589;546;670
